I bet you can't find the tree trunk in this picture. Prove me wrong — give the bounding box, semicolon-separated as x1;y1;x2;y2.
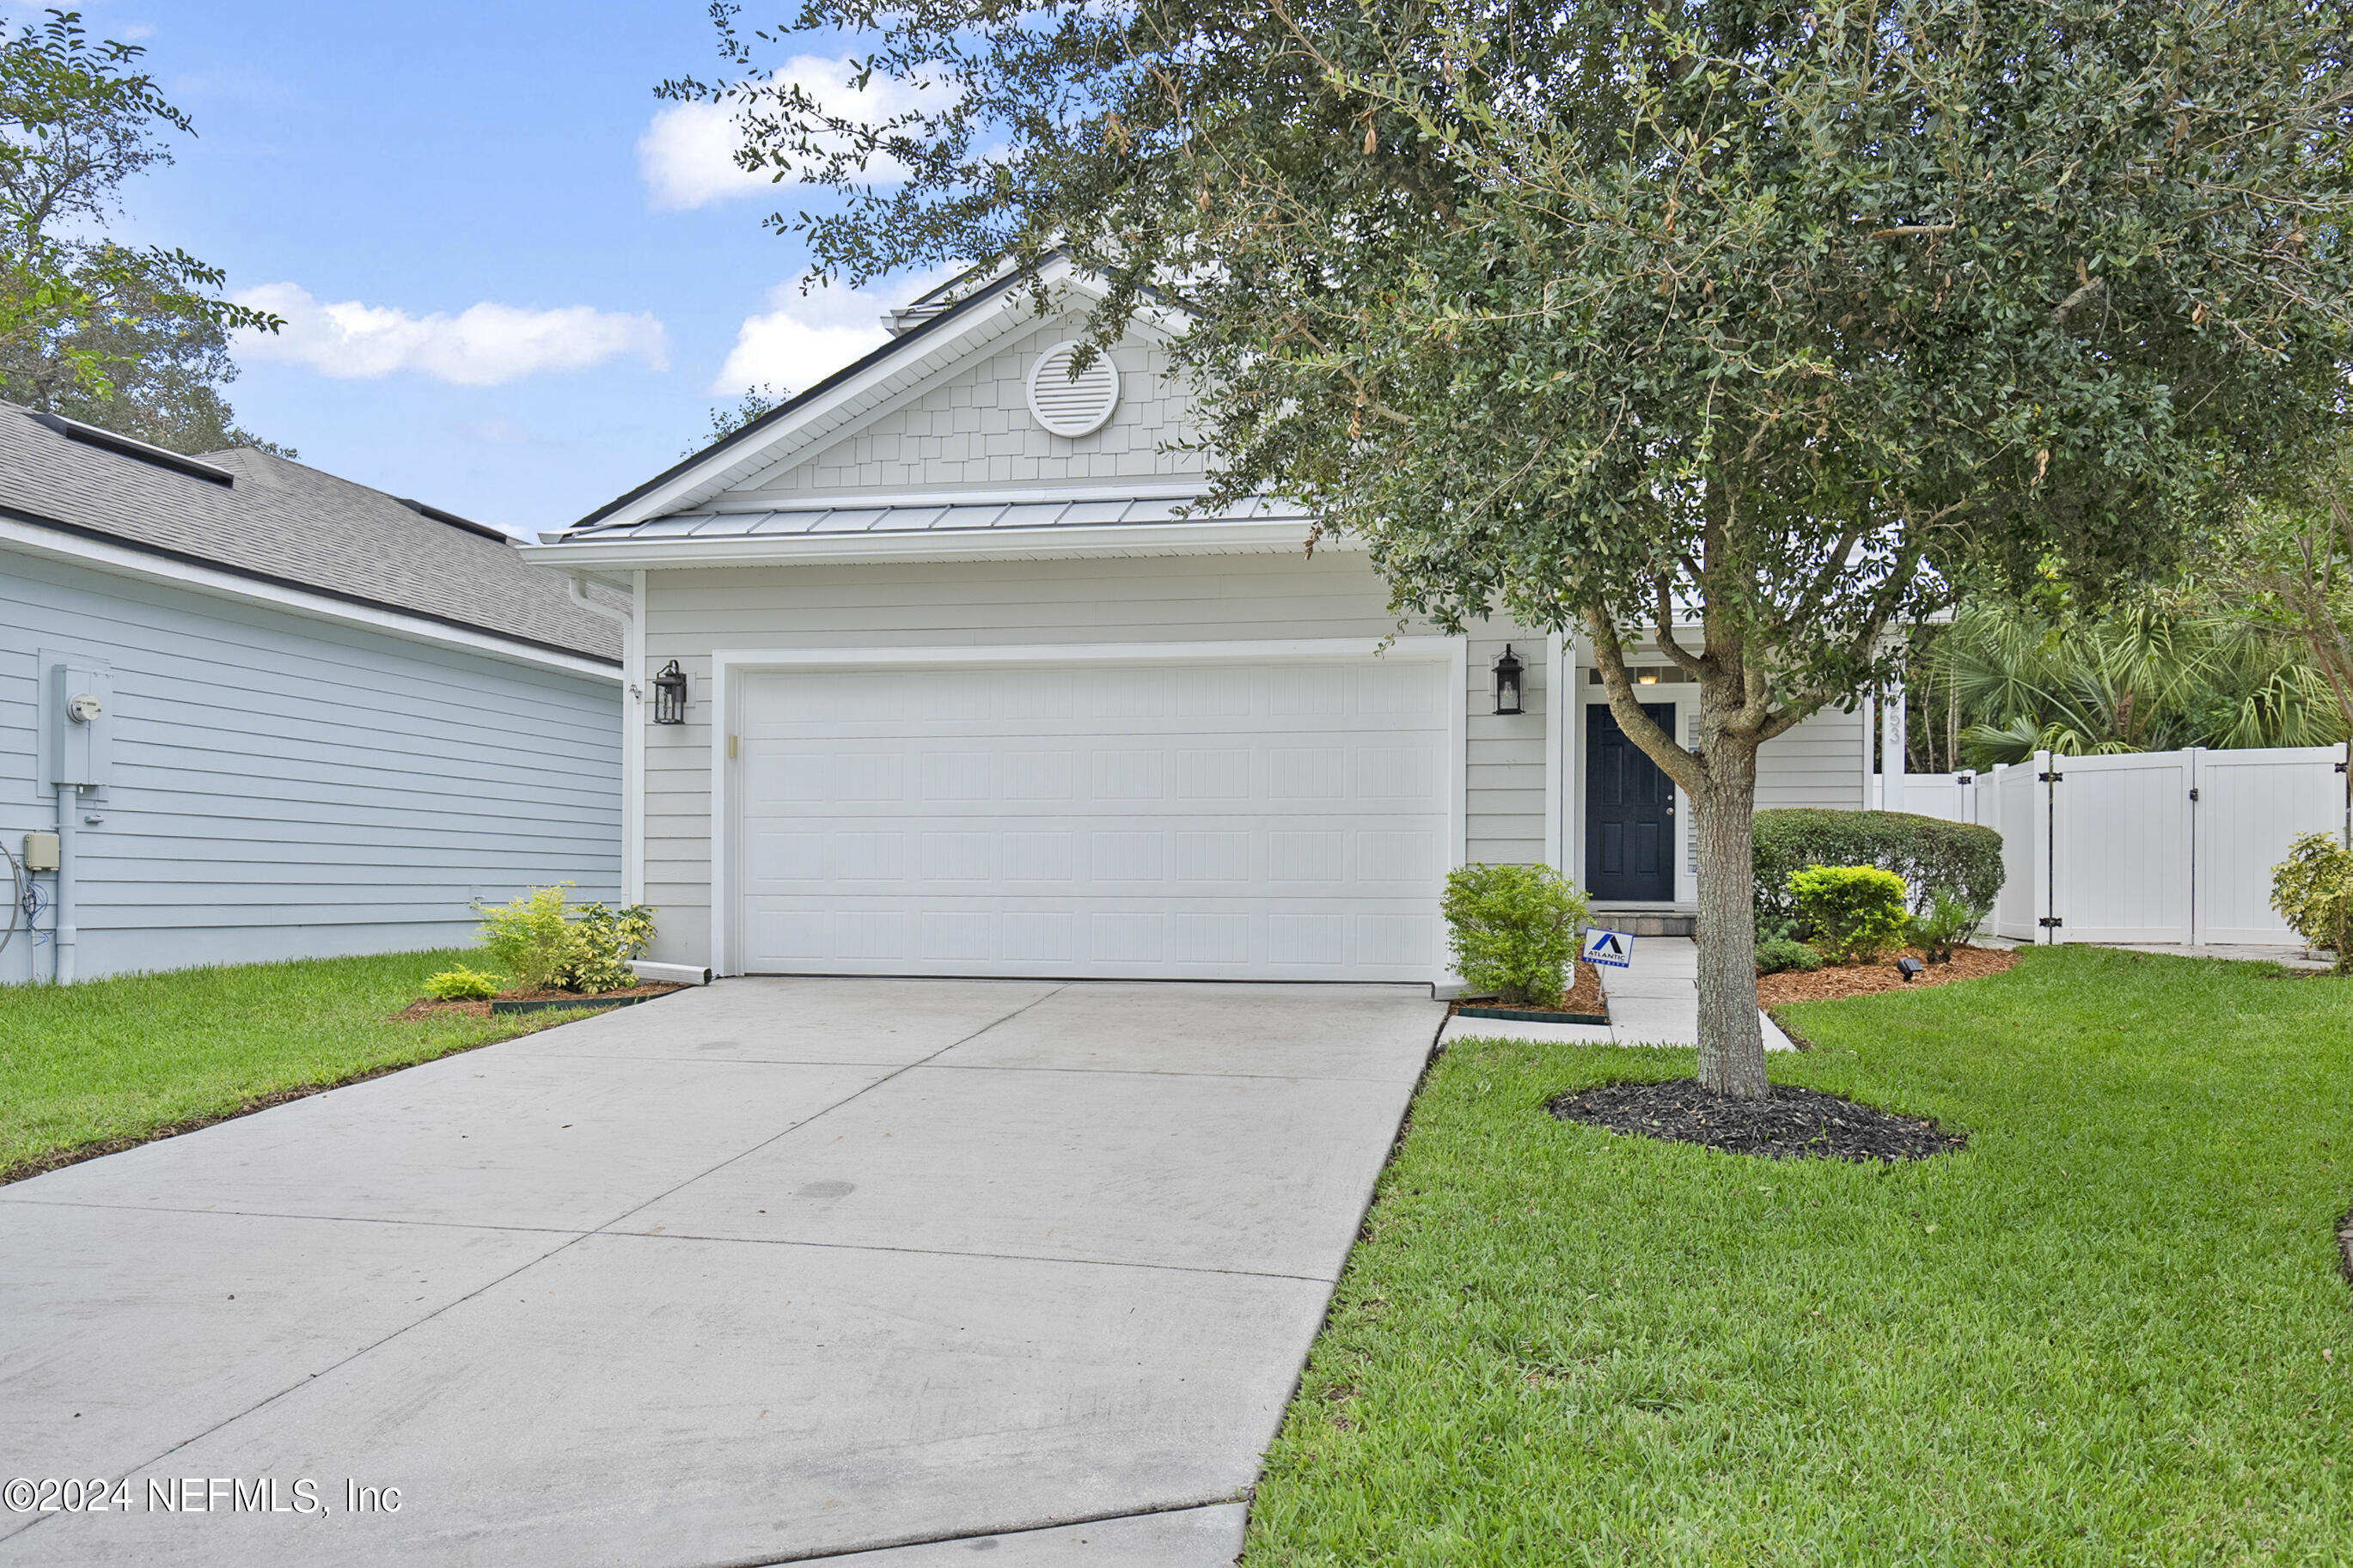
1692;731;1769;1099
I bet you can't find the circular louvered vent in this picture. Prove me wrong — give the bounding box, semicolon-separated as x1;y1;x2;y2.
1025;341;1121;437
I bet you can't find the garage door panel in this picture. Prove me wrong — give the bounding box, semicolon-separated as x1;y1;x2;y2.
743;900;1443;979
736;656;1451;980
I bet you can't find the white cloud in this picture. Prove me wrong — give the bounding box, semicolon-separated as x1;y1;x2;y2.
232;284;669;387
711;268;961;396
638;57;950;211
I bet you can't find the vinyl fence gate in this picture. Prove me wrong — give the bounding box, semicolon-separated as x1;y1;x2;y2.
1898;745;2351;947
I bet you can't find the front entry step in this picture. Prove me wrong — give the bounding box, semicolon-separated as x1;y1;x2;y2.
1589;906;1697;938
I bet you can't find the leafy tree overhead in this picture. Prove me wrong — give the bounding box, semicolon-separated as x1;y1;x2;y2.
688;381;791;455
2217;440;2353;734
675;0;2353;1096
0;9;283;454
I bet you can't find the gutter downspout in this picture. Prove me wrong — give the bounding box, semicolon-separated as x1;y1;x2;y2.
53;785;77;985
567;572;645;906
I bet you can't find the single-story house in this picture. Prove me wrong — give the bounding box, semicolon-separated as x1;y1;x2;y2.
524;260;1881;984
1;405;624;985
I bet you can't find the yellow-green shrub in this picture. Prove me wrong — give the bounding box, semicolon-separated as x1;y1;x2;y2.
1789;864;1910;963
2270;833;2353;970
1442;863;1591;1007
422;965;504;1001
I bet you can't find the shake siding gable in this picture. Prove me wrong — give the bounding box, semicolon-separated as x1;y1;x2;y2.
0;551;620;982
726;315;1201;501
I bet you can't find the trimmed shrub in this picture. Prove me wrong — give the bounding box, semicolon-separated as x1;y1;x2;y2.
2270;833;2353;970
1755;937;1824;975
475;883;660;993
476;883;587;991
1909;889;1989;963
563;902;658;992
1790;864;1910;963
1754;808;2002;925
1442;863;1592;1007
423;965;503;1001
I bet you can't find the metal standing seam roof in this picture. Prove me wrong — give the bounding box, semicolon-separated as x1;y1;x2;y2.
564;493;1311;543
0;406;621;664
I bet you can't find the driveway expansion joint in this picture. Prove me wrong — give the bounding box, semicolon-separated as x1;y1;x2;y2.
720;1495;1249;1565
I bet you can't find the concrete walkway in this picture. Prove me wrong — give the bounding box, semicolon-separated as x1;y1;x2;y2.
0;979;1443;1567
1439;937;1794;1050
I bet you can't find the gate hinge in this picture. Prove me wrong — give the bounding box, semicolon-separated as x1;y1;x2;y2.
2188;787;2200;802
2038;771;2063;783
2038;916;2064;928
2338;761;2348;774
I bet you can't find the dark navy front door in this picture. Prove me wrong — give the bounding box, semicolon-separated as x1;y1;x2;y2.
1585;703;1677;900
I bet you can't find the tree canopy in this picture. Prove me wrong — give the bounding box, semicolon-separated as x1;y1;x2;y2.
677;0;2353;1094
0;9;283;454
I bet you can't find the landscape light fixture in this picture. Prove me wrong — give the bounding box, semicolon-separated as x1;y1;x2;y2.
1896;956;1926;982
651;660;688;725
1492;645;1525;716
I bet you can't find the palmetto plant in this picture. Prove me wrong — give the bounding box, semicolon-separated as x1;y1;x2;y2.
1926;602;2346;770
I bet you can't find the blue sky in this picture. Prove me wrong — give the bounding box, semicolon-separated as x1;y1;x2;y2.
26;0;931;535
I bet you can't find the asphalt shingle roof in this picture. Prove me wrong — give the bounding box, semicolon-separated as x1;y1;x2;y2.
0;406;620;663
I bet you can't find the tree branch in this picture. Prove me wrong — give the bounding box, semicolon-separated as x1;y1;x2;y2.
1586;601;1708;796
1653;574;1708;679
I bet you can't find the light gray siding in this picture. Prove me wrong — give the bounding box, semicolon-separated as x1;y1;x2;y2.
637;552;1531;967
1757;704;1868;809
1464;625;1549;865
0;551;621;983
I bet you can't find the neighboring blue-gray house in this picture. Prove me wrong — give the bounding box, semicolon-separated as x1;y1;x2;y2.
0;405;624;985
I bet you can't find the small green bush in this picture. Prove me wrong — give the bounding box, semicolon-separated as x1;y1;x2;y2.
2270;833;2353;970
1754;937;1824;975
476;884;586;991
1909;889;1989;964
422;965;504;1001
474;885;658;993
563;902;657;992
1790;864;1910;963
1442;863;1591;1007
1754;808;2003;925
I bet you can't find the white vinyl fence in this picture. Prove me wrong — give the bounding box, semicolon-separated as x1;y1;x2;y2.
1891;745;2351;946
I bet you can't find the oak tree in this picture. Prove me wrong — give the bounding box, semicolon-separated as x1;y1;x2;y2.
674;0;2353;1095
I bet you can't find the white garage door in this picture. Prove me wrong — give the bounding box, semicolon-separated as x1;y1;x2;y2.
731;650;1453;980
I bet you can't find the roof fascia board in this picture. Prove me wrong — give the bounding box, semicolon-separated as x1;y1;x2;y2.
694;481;1213;516
0;509;621;679
518;518;1342;571
569;262;1058;534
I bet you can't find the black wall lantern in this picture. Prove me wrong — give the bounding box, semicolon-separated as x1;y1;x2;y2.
651;660;688;725
1492;644;1525;715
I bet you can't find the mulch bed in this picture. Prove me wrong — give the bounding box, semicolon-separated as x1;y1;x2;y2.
1756;943;2016;1008
393;980;681;1022
1549;1078;1965;1162
1450;962;1608;1024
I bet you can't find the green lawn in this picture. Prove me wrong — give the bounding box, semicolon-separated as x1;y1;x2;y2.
1245;946;2352;1565
0;949;601;1181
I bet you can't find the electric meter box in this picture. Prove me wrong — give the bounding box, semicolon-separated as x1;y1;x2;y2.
38;650;112;795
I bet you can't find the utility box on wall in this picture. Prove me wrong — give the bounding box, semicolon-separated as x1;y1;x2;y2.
38;650;112;796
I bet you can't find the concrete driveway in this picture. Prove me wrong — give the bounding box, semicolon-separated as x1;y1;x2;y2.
0;979;1440;1566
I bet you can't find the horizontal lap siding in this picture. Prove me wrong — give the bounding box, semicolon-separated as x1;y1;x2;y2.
0;552;621;983
639;555;1543;968
1756;705;1867;809
1465;626;1548;865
